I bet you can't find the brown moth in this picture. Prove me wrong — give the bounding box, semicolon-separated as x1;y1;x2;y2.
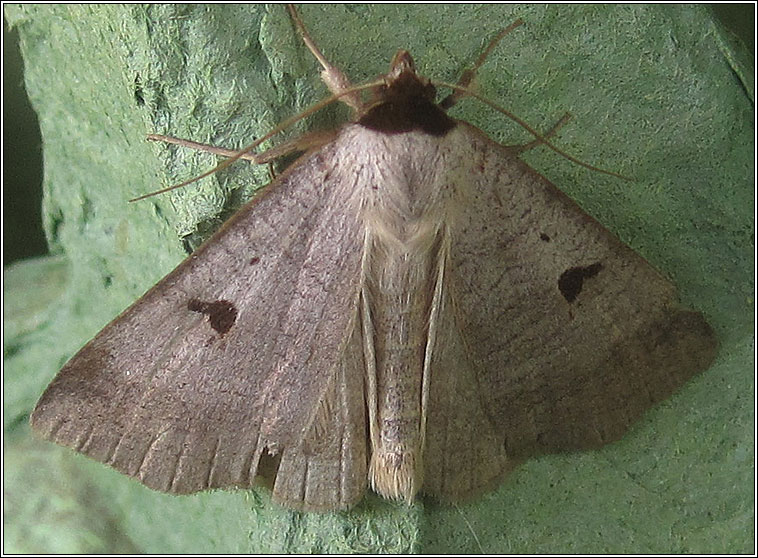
30;6;717;511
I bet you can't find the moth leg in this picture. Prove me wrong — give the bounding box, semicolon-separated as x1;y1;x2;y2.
439;19;524;111
505;112;573;155
147;129;337;165
287;4;364;113
253;129;339;164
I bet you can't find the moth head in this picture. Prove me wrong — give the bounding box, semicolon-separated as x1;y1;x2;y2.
357;49;454;135
372;49;437;104
387;50;417;79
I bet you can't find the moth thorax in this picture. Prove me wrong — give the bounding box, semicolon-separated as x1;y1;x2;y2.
368;448;423;503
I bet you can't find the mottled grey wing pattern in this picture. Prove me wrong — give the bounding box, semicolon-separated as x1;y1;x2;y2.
31;141;366;502
446;123;717;463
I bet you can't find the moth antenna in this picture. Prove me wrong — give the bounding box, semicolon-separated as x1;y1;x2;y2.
145;135;261;162
131;80;383;202
436;81;632;180
512;112;572;154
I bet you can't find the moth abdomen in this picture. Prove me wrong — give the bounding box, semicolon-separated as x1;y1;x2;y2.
368;444;423;503
364;211;445;502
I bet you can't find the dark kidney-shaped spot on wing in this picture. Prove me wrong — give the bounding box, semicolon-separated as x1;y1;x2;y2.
187;299;238;335
558;263;603;303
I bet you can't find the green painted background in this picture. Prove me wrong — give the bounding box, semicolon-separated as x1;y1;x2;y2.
3;4;753;553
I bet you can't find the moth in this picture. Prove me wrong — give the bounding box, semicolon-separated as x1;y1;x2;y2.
31;6;717;511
